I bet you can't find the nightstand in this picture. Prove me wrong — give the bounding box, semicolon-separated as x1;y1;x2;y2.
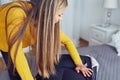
89;24;119;46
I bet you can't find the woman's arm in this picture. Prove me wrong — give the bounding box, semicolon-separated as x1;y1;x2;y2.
60;31;82;64
7;7;34;80
60;31;93;77
10;42;34;80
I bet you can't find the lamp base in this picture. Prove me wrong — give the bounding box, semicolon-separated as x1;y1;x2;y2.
104;9;112;27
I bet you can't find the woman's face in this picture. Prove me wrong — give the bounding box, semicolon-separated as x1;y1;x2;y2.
54;8;66;24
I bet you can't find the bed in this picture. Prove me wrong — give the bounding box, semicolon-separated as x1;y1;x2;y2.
75;44;120;80
0;44;119;80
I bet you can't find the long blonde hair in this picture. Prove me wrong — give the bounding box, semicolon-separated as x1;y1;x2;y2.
5;0;68;78
34;0;68;78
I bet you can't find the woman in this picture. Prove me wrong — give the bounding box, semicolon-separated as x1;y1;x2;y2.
0;0;92;80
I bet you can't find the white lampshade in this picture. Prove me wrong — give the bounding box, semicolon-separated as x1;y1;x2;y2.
104;0;118;9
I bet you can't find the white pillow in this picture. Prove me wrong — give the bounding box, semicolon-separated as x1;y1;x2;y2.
110;31;120;56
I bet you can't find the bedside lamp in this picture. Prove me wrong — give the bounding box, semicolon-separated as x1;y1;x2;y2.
103;0;118;27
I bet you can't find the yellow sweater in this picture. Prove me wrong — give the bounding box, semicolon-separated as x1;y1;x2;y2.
0;2;82;80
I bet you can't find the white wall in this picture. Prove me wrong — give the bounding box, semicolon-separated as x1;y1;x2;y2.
61;0;82;46
61;0;74;40
61;0;106;45
80;0;120;41
62;0;120;42
80;0;105;40
62;0;105;45
72;0;82;46
111;9;120;26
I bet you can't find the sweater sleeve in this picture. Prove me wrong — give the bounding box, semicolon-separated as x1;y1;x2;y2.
60;31;82;64
7;7;34;80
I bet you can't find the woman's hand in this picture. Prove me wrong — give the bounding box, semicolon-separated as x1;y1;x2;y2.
75;63;93;77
